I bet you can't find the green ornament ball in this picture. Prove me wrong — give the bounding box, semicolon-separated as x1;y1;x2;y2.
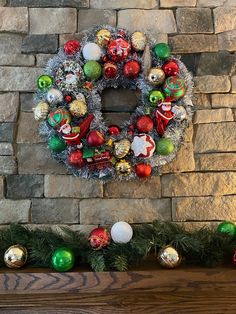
51;247;75;272
153;43;171;60
163;76;186;100
148;90;165;105
48;135;67;153
217;221;236;237
83;60;102;80
37;75;53;90
156;138;175;155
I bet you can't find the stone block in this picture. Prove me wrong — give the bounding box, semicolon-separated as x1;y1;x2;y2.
0;0;6;5
20;93;34;112
80;198;171;224
179;54;200;76
218;30;236;52
197;0;235;6
6;175;44;199
162;172;236;197
195;153;236;171
214;7;236;34
36;54;55;67
0;143;13;155
8;0;89;7
183;124;194;142
194;122;236;153
211;94;236;108
22;35;58;54
231;76;236;93
160;0;196;7
0;34;23;54
0;93;19;122
0;7;28;33
0;199;30;224
194;75;231;93
192;94;211;109
31;198;79;224
104;176;161;198
78;9;116;31
176;8;213;33
44;175;103;198
90;0;157;9
0;176;4;198
172;196;236;221
0;156;17;174
193;109;234;124
0;123;15;142
30;8;77;34
0;54;35;66
17;112;44;144
118;10;177;35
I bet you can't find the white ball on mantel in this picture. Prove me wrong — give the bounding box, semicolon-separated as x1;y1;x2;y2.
82;43;102;61
111;221;133;244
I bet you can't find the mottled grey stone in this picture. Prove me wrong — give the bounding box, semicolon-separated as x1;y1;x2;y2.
179;54;200;76
0;7;28;33
78;9;116;31
20;93;34;112
0;54;35;66
17;112;44;144
22;35;58;54
8;0;89;7
0;93;19;122
0;123;15;142
0;156;17;174
0;34;23;54
36;54;55;67
0;143;13;155
0;199;30;224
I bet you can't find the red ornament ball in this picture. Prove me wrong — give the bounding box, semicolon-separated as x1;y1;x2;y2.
136;115;154;133
88;227;110;250
103;61;118;79
108;125;121;136
107;38;131;62
162;60;179;77
68;150;86;168
135;163;152;178
64;40;80;55
123;60;141;79
64;95;73;103
87;130;105;147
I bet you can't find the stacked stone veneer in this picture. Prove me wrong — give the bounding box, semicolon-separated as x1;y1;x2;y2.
0;0;236;231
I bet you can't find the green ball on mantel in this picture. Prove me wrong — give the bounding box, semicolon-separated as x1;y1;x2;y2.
48;135;67;153
217;221;236;237
83;60;102;80
153;43;171;60
51;247;75;272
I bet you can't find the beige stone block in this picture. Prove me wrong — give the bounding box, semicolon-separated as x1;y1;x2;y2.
0;7;28;33
78;9;116;31
195;153;236;171
197;0;236;6
192;94;211;109
17;112;44;144
211;94;236;108
160;0;196;7
193;108;234;124
231;76;236;93
0;54;35;66
214;7;236;34
90;0;157;9
218;30;236;52
194;75;231;93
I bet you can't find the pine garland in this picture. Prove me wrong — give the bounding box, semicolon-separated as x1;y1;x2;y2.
0;221;235;271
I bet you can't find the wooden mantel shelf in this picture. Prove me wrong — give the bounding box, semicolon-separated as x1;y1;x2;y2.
0;266;236;313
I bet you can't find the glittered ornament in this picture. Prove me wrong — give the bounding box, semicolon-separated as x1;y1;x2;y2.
123;60;141;79
108;125;121;136
103;61;118;79
64;40;80;55
156;138;175;155
217;221;236;237
111;221;133;244
135;163;152;178
147;68;165;86
75;92;86;102
56;60;83;91
136;115;154;133
157;246;181;269
96;29;111;47
162;60;179;77
33;101;49;121
114;138;131;159
148;90;165;105
48;135;67;153
47;88;63;105
107;38;131;62
83;60;102;80
87;130;105;147
153;43;171;60
37;75;53;90
51;247;75;272
88;227;110;250
131;31;147;51
4;245;28;269
69;100;87;117
68;150;85;168
47;108;71;129
172;105;187;121
131;134;155;158
116;159;132;176
163;76;186;100
82;42;102;61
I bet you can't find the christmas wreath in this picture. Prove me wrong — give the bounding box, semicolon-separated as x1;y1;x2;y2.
33;26;193;180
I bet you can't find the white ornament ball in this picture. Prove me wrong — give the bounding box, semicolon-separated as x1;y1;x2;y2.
82;43;103;61
46;88;63;105
111;221;133;244
172;105;187;121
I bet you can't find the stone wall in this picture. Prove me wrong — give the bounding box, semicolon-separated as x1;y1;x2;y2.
0;0;235;231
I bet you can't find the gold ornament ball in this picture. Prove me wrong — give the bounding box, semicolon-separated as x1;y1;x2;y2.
147;68;165;86
114;139;131;159
96;29;111;47
4;245;28;269
131;31;147;51
157;246;181;269
33;101;49;121
115;159;132;176
69;100;87;117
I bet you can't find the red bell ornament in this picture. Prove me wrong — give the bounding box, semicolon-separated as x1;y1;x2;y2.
107;38;131;62
103;61;118;79
123;60;141;79
68;150;86;168
135;163;152;178
87;130;105;147
88;227;110;250
162;60;179;77
64;40;80;55
108;125;121;136
136;115;154;133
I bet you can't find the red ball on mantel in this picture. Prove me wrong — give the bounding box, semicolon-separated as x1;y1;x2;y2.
64;40;80;55
88;227;110;250
162;60;179;77
103;61;118;79
68;150;86;168
123;60;141;79
108;125;121;136
136;115;154;133
87;130;105;147
135;163;152;178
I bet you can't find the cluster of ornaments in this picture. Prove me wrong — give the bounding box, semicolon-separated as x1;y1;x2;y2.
33;26;191;180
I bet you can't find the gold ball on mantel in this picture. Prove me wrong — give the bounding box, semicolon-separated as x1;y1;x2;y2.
4;244;28;269
157;245;181;269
